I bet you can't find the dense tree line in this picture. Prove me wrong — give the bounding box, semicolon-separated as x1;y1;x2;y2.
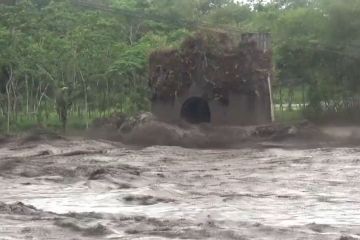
0;0;359;131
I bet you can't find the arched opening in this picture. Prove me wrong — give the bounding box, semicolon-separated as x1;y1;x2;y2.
181;97;211;124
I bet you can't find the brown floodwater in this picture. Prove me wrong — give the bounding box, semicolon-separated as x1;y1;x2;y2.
0;135;360;240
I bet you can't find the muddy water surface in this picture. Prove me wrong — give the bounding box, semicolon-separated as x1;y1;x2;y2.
1;138;360;239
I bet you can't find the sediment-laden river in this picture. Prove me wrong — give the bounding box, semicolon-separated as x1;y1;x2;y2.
0;137;359;240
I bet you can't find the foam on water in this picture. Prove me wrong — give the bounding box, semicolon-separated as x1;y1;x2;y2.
1;137;360;239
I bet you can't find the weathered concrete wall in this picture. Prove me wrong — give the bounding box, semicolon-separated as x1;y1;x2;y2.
149;32;273;126
152;80;272;126
241;33;272;53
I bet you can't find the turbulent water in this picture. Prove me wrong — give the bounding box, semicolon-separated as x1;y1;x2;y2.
0;135;360;239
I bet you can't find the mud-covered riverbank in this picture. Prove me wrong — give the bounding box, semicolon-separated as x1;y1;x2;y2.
1;131;360;239
90;114;346;149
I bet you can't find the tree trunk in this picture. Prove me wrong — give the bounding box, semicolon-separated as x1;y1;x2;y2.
5;66;13;133
25;74;29;115
79;69;89;129
279;84;283;112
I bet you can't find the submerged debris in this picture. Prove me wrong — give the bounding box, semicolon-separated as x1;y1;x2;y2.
91;112;128;130
90;113;331;148
91;112;155;133
18;128;64;145
54;219;110;236
0;202;45;216
123;195;175;206
338;236;358;240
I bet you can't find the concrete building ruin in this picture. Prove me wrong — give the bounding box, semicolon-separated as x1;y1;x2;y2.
149;32;274;126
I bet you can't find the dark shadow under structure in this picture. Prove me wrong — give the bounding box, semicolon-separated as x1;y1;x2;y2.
180;97;211;124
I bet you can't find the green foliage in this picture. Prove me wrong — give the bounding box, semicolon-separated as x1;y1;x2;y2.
275;109;303;123
249;0;360;122
1;0;360;131
0;0;193;132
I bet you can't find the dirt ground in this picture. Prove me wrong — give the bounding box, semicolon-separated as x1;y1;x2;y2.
1;125;360;240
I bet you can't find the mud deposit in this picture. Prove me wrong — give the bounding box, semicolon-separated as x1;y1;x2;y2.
1;136;360;240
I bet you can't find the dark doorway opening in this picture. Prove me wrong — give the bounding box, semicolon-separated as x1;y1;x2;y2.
181;97;211;124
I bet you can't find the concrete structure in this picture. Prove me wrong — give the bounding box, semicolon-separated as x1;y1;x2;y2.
149;32;274;126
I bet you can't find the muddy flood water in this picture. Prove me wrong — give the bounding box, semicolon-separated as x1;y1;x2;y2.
1;135;360;239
